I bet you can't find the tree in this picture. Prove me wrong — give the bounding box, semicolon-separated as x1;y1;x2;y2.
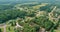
0;29;2;32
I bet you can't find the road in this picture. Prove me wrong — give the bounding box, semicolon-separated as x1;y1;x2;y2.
0;23;6;32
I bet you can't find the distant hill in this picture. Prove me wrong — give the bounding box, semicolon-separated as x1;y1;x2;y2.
0;0;60;4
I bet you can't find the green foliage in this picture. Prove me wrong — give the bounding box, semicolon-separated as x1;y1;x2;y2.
23;23;36;32
0;27;4;32
8;20;16;26
34;16;54;31
0;3;60;32
0;28;2;32
0;9;27;23
40;4;53;12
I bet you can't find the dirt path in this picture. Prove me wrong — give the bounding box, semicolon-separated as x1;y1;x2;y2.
0;23;6;32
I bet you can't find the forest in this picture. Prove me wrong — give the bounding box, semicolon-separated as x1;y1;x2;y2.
0;1;60;32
